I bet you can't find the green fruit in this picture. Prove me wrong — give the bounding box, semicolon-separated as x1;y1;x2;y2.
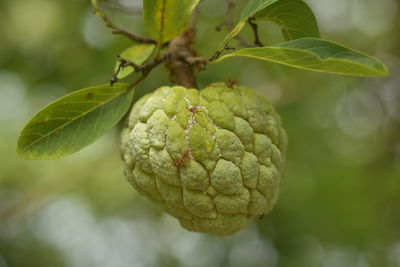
120;82;287;236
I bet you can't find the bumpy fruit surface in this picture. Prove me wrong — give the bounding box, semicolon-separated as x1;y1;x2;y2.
120;83;287;236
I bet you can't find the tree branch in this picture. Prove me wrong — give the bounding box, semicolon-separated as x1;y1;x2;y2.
106;1;209;88
165;30;200;88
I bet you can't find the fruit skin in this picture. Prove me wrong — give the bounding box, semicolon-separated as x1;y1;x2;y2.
120;82;287;236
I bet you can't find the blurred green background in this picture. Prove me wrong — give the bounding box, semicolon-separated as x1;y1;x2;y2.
1;0;399;266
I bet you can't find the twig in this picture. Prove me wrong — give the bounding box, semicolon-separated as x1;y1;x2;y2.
111;54;168;85
184;56;207;70
248;18;263;47
209;44;236;61
93;8;156;44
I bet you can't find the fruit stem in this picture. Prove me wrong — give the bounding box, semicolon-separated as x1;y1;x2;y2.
164;3;208;89
165;30;203;88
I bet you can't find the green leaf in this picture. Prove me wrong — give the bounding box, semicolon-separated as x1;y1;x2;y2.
217;0;278;52
143;0;200;44
212;38;389;76
17;84;135;159
240;0;279;20
254;0;320;40
115;44;155;79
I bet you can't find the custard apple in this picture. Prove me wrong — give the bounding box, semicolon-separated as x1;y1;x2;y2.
120;82;287;236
